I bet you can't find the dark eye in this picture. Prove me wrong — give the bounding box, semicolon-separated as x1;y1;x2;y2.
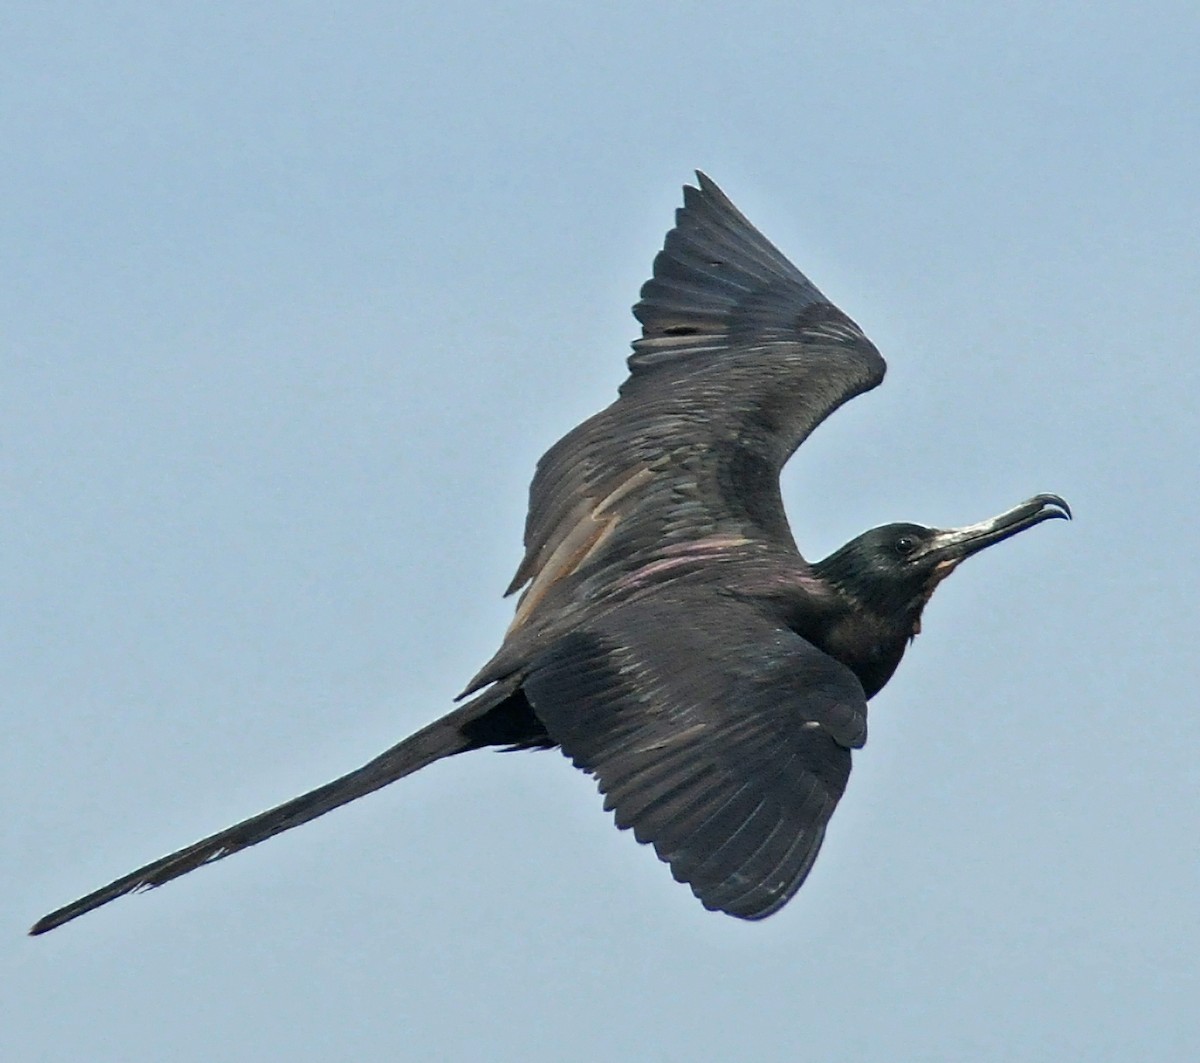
894;535;918;557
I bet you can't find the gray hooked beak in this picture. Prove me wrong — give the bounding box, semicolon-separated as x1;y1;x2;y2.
918;494;1072;571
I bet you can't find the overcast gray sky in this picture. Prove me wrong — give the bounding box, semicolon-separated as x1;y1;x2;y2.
6;3;1198;1061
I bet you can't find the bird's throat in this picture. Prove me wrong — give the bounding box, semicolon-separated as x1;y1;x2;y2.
810;606;913;700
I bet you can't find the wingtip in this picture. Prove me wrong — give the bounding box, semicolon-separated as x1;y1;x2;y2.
696;168;731;188
687;170;730;208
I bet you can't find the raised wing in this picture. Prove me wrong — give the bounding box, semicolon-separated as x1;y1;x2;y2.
506;174;885;625
522;589;868;919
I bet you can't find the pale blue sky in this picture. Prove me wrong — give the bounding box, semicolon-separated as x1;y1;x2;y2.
5;4;1199;1061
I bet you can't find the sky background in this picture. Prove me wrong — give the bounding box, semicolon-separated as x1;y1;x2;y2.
5;3;1198;1060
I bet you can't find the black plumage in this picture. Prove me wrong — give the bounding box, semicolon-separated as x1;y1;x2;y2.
31;173;1068;935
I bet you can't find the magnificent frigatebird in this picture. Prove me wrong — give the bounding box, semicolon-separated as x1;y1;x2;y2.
31;174;1068;934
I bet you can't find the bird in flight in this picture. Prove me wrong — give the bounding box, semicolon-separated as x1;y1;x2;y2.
32;173;1068;934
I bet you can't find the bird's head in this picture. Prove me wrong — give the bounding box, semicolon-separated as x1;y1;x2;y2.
813;494;1071;639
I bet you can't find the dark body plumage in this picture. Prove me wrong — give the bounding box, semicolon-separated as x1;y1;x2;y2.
31;175;1068;934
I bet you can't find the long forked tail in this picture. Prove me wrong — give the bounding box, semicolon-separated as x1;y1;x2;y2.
30;683;521;936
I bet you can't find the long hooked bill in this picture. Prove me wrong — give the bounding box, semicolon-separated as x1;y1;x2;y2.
919;493;1071;565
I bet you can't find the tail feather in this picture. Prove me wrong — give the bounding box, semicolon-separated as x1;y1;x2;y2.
30;685;517;935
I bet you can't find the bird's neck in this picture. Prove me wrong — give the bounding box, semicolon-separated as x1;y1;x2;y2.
719;556;917;699
806;604;912;700
783;574;918;700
